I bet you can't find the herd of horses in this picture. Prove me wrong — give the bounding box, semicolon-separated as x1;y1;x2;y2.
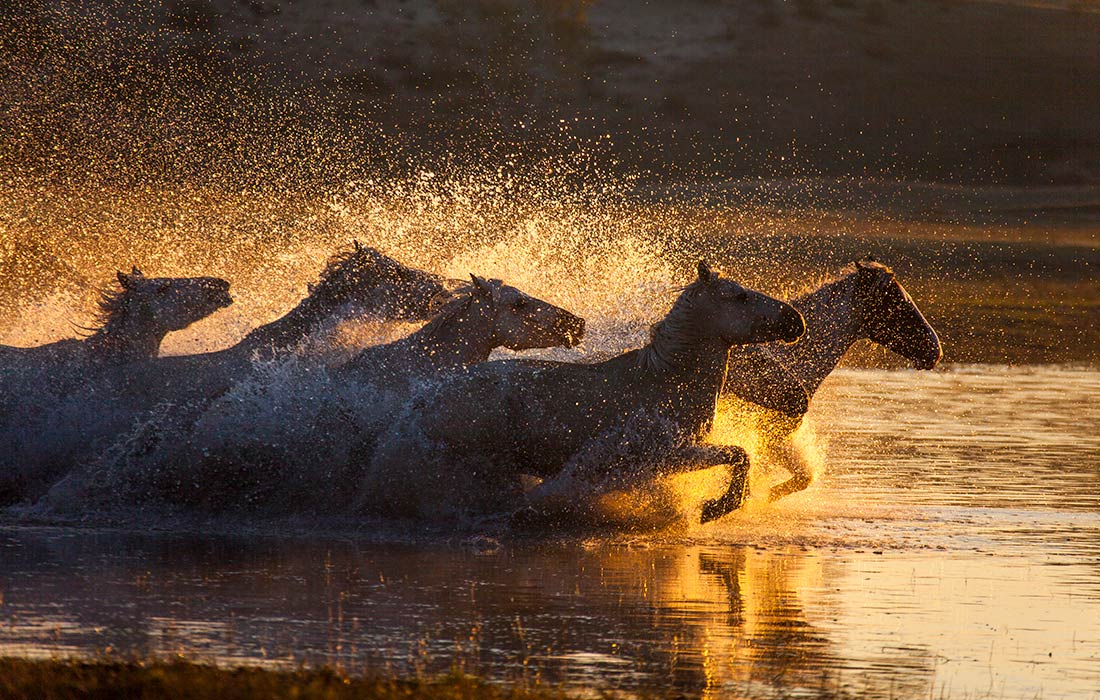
0;242;941;526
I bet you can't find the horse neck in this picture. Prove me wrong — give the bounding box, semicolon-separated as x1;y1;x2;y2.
774;274;863;395
404;299;498;370
83;307;164;363
235;293;335;355
640;307;731;393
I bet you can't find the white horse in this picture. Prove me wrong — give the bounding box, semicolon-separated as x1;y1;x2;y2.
337;274;584;389
0;268;233;503
361;262;805;524
0;267;231;370
722;257;942;502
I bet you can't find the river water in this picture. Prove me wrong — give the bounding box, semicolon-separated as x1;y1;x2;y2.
1;364;1097;699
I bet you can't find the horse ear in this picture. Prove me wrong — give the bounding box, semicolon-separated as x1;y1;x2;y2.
697;260;714;283
855;255;877;271
353;240;362;252
131;266;144;277
470;274;492;297
117;270;131;288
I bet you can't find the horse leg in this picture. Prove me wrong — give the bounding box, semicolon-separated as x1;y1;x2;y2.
697;447;751;524
654;444;752;524
765;440;814;502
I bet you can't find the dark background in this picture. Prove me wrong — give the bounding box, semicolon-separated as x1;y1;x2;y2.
3;0;1100;189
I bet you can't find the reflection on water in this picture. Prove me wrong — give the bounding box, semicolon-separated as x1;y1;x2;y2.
2;365;1099;699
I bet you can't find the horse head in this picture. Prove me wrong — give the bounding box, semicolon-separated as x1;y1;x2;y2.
111;267;233;333
691;261;805;345
320;241;461;322
469;275;585;351
853;257;942;369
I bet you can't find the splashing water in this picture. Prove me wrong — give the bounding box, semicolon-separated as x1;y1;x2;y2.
1;157;847;528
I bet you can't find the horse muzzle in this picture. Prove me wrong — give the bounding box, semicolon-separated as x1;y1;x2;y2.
775;307;806;344
912;347;943;370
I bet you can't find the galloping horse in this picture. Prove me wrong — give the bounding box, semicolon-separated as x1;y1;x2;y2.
338;275;584;389
722;257;942;502
0;268;233;503
362;262;805;523
0;267;232;370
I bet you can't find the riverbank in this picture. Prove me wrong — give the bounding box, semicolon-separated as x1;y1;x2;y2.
0;657;576;700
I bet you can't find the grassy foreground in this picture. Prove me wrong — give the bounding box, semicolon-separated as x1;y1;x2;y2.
0;657;576;700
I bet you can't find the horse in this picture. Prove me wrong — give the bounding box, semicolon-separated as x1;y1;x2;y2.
0;267;232;503
721;257;942;502
234;240;461;358
361;261;805;524
0;267;232;370
44;276;586;516
337;274;585;388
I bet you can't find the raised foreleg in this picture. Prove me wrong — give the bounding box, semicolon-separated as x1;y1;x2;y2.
646;442;753;523
764;438;814;502
692;445;751;524
513;432;752;530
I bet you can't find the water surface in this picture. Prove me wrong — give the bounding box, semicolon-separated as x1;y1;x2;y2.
1;365;1098;699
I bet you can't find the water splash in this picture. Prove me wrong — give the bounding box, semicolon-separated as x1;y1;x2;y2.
3;158;853;530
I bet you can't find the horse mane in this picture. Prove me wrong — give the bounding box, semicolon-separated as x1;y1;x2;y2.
76;281;133;338
413;279;499;337
309;244;403;304
791;258;895;307
638;278;708;372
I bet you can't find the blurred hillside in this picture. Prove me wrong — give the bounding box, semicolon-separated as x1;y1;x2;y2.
2;0;1100;190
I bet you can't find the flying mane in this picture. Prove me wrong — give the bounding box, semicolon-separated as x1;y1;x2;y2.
307;246;381;303
238;245;400;352
78;282;133;340
308;244;426;306
789;259;894;307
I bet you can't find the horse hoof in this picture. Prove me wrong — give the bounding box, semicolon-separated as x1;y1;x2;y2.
700;492;745;524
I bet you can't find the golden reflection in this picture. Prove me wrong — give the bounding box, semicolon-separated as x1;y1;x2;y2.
586;543;835;698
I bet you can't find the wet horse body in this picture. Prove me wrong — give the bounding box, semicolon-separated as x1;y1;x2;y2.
722;259;942;501
363;263;804;522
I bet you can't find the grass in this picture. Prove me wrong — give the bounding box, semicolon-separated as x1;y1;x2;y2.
0;657;579;700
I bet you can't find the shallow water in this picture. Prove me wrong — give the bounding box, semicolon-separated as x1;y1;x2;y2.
1;365;1099;699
